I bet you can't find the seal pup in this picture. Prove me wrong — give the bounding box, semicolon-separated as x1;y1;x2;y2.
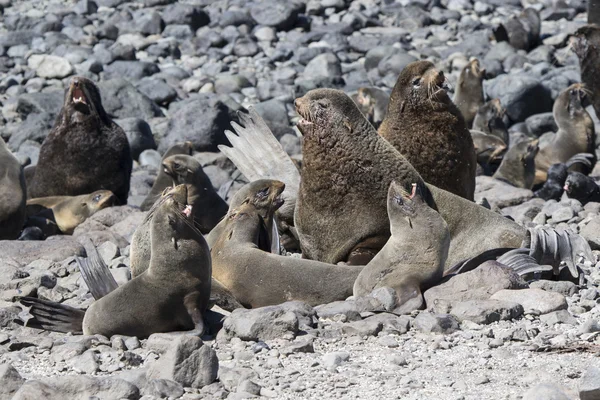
493;8;541;51
453;58;485;128
211;200;364;308
353;182;450;314
28;77;132;205
493;139;540;189
351;87;390;129
162;154;228;233
26;191;116;235
140;141;193;212
534;84;596;185
472;99;509;144
21;194;211;337
378;60;477;201
471;130;507;176
564;172;600;205
534;154;595;201
572;25;600;119
0;137;26;240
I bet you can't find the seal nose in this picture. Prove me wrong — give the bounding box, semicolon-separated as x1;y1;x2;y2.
294;99;299;108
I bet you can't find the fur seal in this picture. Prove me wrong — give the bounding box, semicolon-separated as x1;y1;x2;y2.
453;58;485;128
140;142;193;212
353;181;449;314
162;154;228;233
493;8;541;51
210;198;364;308
534;154;595;201
572;25;600;120
22;192;211;337
0;137;26;240
472;98;509;144
25;191;116;235
378;60;477;201
564;172;600;205
493;138;540;189
534;84;596;185
471;130;507;176
351;87;390;129
28;77;132;205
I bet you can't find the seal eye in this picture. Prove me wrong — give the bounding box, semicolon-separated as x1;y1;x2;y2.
173;163;181;170
93;194;101;202
257;187;269;198
412;78;421;88
317;100;329;109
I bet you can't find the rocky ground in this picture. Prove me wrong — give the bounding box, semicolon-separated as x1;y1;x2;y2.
1;0;600;399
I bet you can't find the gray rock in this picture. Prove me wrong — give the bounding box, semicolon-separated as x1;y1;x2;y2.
147;336;218;389
238;380;261;396
16;91;63;119
135;78;177;106
162;4;209;30
139;149;162;169
475;176;534;209
0;364;25;399
551;206;574;223
449;300;524;325
413;312;460;334
315;298;381;321
340;318;384;337
218;366;257;392
580;217;600;250
12;376;139;400
98;79;163;120
529;280;578;297
214;75;252;94
523;383;571;400
580;366;600;400
322;352;350;369
0;237;85;264
250;1;299;30
144;379;184;399
104;61;159;80
377;52;418;77
222;304;299;341
539;310;577;326
68;350;99;374
490;289;567;315
115;118;157;160
303;53;342;82
28;55;73;79
525;112;557;137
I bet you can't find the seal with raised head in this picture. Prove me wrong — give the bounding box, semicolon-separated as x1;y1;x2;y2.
0;137;26;240
26;190;116;235
493;138;540;189
353;181;449;314
378;60;477;201
453;58;485;128
472;98;509;144
534;83;595;185
572;25;600;119
140;141;193;211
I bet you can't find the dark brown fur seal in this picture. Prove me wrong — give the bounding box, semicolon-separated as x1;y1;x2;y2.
534;83;595;185
353;182;449;314
211;199;363;308
453;58;485;128
28;77;132;205
0;137;26;240
294;88;524;267
472;98;509;144
493;138;539;189
140;142;193;212
378;60;477;201
26;190;116;235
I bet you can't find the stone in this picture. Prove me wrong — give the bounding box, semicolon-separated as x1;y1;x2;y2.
377;52;418;77
218;366;257;392
250;1;299;30
238;380;261;396
0;238;85;264
144;379;184;399
28;55;73;79
413;312;460;334
135;78;177;106
341;318;384;337
162;4;210;30
539;310;577;326
580;367;600;400
322;352;350;369
104;61;159;80
12;376;139;400
580;217;600;250
303;53;342;82
0;364;25;399
68;350;99;374
490;289;567;315
529;280;578;297
523;383;570;400
115;118;157;160
146;336;218;389
475;176;534;209
315;298;381;321
222;305;299;341
449;300;524;325
99;79;163;120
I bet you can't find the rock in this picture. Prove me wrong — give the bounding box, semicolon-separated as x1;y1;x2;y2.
580;217;600;250
523;383;570;400
0;237;85;264
222;304;299;341
12;376;139;400
135;78;177;106
303;53;342;83
238;380;261;396
580;367;600;400
104;61;159;80
551;206;574;223
377;52;418;77
490;289;567;315
147;336;218;389
475;176;534;209
250;1;299;30
315;298;381;321
424;261;528;306
27;55;73;79
16;91;63;119
484;74;553;123
144;379;184;399
449;300;524;325
115;118;156;160
322;352;350;369
158;95;231;153
162;4;210;30
413;312;460;334
68;350;99;374
98;79;163;120
340;318;384;337
539;310;577;325
529;280;578;297
0;364;25;399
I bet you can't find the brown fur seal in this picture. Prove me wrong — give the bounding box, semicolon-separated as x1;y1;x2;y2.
572;25;600;119
162;154;228;233
534;83;595;185
26;191;116;235
453;58;485;128
472;98;509;144
493;138;539;189
140;142;193;212
493;8;541;51
0;137;26;240
28;77;132;205
351;87;390;129
211;199;364;308
353;182;449;314
378;60;477;201
471;130;507;176
293;88;524;268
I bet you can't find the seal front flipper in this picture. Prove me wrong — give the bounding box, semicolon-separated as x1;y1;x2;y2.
17;297;84;334
209;278;244;312
77;240;118;300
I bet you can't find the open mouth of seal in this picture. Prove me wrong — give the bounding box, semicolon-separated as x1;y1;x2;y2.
71;85;90;113
182;204;193;218
273;196;284;209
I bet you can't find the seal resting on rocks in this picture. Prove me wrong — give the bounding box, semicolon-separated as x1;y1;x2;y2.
378;60;477;201
493;138;539;189
564;172;600;205
28;77;132;205
534;154;595;201
453;58;485;128
534;84;595;185
25;190;116;235
353;182;450;314
21;192;211;338
140;141;193;212
0;137;26;240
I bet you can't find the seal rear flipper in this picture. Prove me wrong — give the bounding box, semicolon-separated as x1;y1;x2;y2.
496;248;553;280
444;247;516;276
17;297;84;334
218;107;301;224
77;240;119;300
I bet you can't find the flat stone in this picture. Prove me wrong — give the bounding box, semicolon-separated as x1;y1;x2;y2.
449;300;524;325
491;289;567;315
413;312;460;334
